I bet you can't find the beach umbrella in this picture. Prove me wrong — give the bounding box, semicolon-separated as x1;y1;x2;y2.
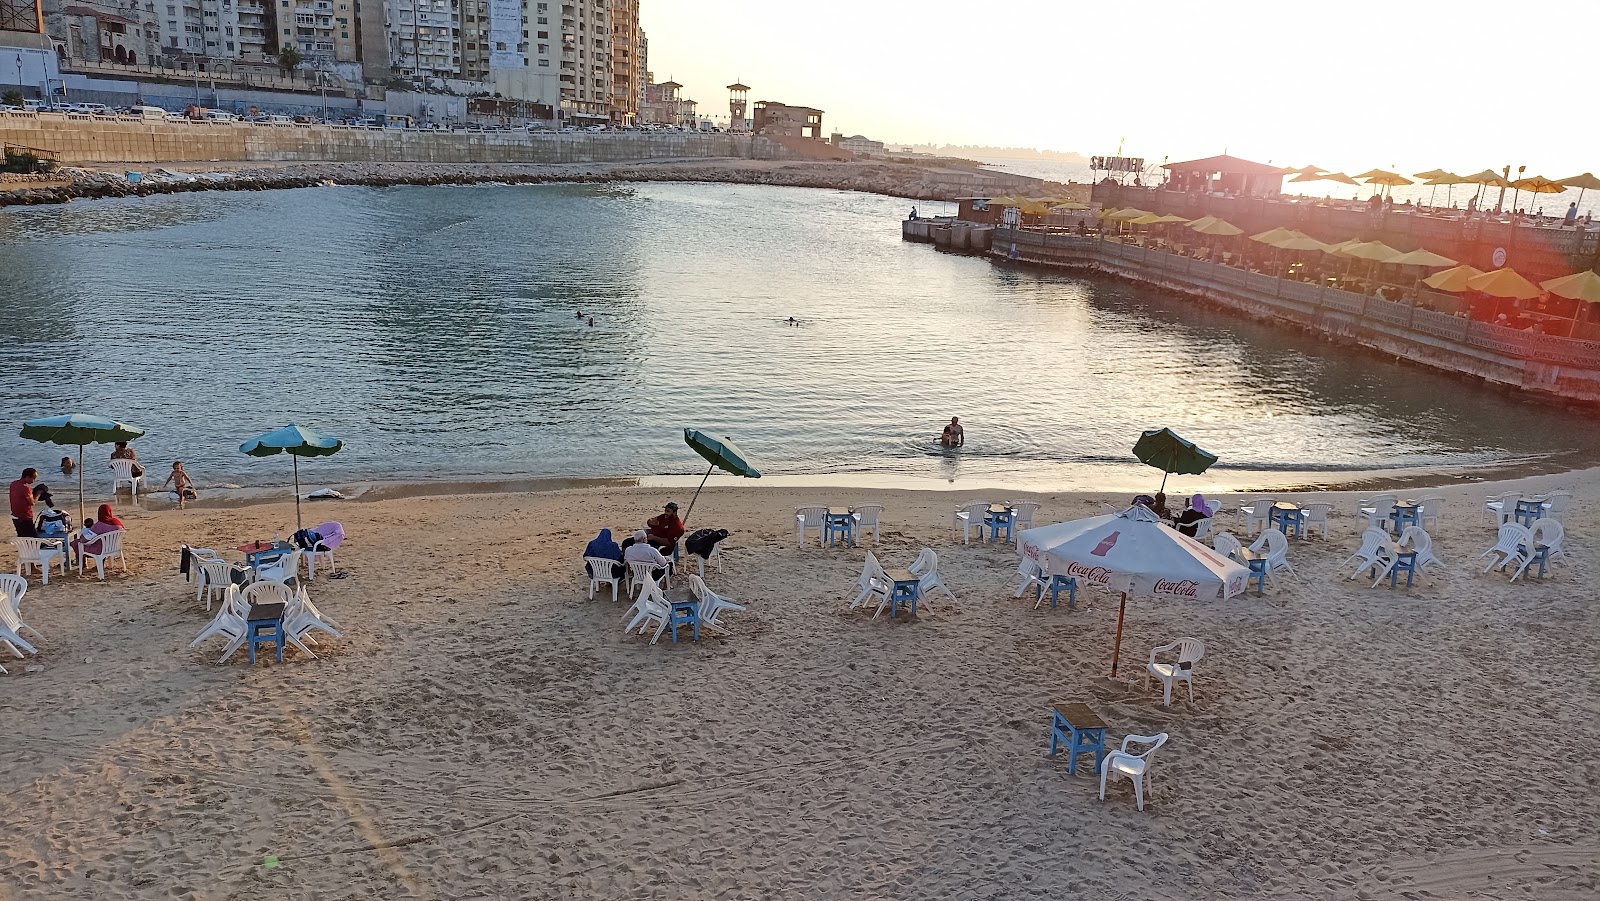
1342;240;1404;263
1188;217;1243;236
1291;171;1361;187
1278;164;1325;176
1363;171;1414;186
1555;172;1600;209
1016;199;1054;216
1094;207;1122;220
1423;264;1485;292
1106;208;1151;221
1466;267;1542;300
1351;168;1388;179
1274;233;1331;252
1390;248;1457;268
1462;169;1513;208
1049;201;1091;212
240;423;343;531
1250;226;1298;245
1018;505;1249;679
1152;214;1190;223
1540;271;1600;304
1510;175;1566;213
19;413;146;522
681;428;761;524
1422;171;1467;206
1412;169;1449;180
1128;212;1167;225
1132;427;1218;493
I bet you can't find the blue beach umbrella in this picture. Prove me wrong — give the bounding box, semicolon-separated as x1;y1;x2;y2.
1132;428;1218;493
682;428;761;524
20;413;146;521
240;423;343;530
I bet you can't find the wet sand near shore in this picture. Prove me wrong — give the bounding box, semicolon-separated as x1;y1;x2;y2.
1;469;1595;899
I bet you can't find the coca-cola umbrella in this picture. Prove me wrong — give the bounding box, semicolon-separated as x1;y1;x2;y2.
1017;505;1249;678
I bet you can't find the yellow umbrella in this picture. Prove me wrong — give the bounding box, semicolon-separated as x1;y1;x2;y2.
1278;164;1324;176
1510;175;1566;213
1189;217;1243;236
1423;265;1485;292
1462;169;1512;187
1048;201;1092;211
1413;169;1449;180
1250;226;1299;245
1363;171;1414;187
1555;172;1600;207
1466;267;1542;300
1292;171;1361;187
1351;168;1388;179
1541;271;1600;304
1274;233;1330;252
1016;199;1053;216
1423;172;1466;185
1322;238;1363;255
1106;208;1151;221
1095;207;1123;220
1129;212;1167;225
1152;214;1190;224
1390;248;1458;267
1342;241;1404;263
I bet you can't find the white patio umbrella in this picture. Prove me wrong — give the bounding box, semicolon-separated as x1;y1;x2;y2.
1017;505;1250;678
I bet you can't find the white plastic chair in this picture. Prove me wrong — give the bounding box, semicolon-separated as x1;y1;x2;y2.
1394;526;1443;582
1300;503;1332;540
1099;732;1170;811
1358;494;1396;532
240;580;321;659
109;459;143;500
1479;522;1532;573
687;574;745;635
908;547;956;607
1009;502;1040;537
795;506;827;547
1144;638;1204;706
181;545;224;585
1536;491;1572;523
1014;558;1047;600
1415;495;1444;531
190;587;250;663
78;529;128;580
626;559;667;598
1484;492;1520;526
1247;527;1297;584
1212;531;1244;562
953;501;991;545
0;573;42;662
852;505;884;545
283;583;340;650
622;578;671;644
303;538;337;580
1188;514;1215;542
585;556;621;602
852;551;891;610
14;537;69;585
694;541;723;577
1342;529;1397;581
1205;498;1225;518
195;560;236;611
253;548;300;584
1511;519;1564;582
1239;497;1275;536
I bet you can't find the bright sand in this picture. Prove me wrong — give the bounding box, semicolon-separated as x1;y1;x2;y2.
1;471;1596;900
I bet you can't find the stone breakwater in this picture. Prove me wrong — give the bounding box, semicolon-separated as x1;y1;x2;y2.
0;159;1046;208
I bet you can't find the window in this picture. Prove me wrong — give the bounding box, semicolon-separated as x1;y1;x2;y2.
536;43;546;52
227;40;234;49
341;30;348;37
538;58;549;66
536;16;546;23
536;30;546;37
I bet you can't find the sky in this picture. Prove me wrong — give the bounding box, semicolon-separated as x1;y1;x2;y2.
640;0;1593;177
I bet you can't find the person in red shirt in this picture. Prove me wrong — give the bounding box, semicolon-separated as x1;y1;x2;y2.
645;502;686;555
9;467;39;537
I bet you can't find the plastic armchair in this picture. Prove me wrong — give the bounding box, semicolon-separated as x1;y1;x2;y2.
1484;492;1520;526
795;506;827;548
852;505;884;544
1248;527;1297;584
1009;502;1040;537
181;545;224;584
78;529;128;580
1239;497;1275;536
1358;494;1397;532
253;548;301;585
14;537;69;585
1394;526;1443;581
853;551;891;610
195;560;236;611
1188;514;1215;541
282;583;340;650
909;547;957;607
1479;523;1532;574
1099;732;1170;811
1212;532;1244;562
622;579;672;644
694;541;724;577
109;459;144;500
1414;495;1444;531
1144;638;1205;706
1536;491;1572;523
687;574;745;635
1342;529;1397;581
1300;503;1332;540
585;556;621;602
626;560;667;599
0;572;42;660
303;539;337;580
1511;519;1564;582
1014;558;1047;599
190;587;249;662
953;501;991;545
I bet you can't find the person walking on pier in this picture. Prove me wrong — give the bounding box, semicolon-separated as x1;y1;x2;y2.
1566;202;1579;226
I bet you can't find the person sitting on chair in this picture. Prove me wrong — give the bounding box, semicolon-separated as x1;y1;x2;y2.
584;528;625;580
645;502;685;555
1173;494;1212;537
624;529;671;583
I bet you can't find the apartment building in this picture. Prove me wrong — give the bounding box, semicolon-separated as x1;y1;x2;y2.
388;0;460;78
42;0;160;64
607;0;634;122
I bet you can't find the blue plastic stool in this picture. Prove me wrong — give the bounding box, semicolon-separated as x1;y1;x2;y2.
667;601;700;642
1513;500;1542;527
1048;703;1107;776
247;617;285;664
1521;545;1550;580
825;517;854;547
889;580;920;619
986;512;1014;543
1035;575;1078;609
1388;551;1417;589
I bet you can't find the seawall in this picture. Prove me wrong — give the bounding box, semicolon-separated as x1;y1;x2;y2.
913;223;1600;406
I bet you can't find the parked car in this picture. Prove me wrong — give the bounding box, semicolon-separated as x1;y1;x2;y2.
126;105;169;120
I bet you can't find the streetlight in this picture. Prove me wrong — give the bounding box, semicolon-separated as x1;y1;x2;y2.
14;53;21;95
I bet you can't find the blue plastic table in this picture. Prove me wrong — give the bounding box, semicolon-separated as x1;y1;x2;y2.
824;509;856;547
246;602;286;664
667;599;700;642
884;569;921;620
1513;500;1543;527
1269;503;1304;538
1387;550;1418;588
1048;703;1107;775
1242;550;1269;595
1519;543;1551;579
984;506;1015;543
1034;574;1078;610
1389;503;1421;534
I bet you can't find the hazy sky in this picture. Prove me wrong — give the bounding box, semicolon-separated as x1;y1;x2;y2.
641;0;1591;176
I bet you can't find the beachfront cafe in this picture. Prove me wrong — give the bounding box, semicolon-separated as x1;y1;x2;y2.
1160;154;1286;199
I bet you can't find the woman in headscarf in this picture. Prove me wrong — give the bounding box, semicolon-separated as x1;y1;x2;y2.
73;503;126;557
95;503;126;531
583;528;624;579
1173;493;1212;537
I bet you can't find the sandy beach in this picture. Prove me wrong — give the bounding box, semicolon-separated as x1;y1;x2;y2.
1;470;1596;900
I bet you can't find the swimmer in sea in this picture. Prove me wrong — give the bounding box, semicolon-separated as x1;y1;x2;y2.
587;317;594;327
938;416;964;447
786;317;799;327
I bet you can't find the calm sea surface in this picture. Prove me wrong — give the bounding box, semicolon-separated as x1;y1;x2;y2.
2;182;1597;494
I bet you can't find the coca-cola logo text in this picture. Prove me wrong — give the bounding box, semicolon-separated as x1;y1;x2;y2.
1153;578;1199;596
1065;562;1112;583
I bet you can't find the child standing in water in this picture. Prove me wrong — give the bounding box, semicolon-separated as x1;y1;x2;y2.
163;462;198;507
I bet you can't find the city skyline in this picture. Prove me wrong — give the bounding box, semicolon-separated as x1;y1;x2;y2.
641;0;1593;175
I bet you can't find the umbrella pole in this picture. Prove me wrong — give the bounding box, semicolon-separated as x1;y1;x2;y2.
293;455;302;532
77;444;85;524
682;461;715;527
1158;470;1169;493
1110;591;1128;679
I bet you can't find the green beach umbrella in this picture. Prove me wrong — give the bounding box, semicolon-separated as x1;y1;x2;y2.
1133;427;1218;493
20;413;146;522
682;428;761;524
240;423;343;531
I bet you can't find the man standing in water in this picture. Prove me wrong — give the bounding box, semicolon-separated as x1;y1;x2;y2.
939;417;964;448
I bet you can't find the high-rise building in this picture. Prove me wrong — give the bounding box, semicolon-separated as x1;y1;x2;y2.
606;0;635;123
633;26;645;114
387;0;460;79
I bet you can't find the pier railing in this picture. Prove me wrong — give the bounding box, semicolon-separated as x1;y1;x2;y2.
995;227;1600;370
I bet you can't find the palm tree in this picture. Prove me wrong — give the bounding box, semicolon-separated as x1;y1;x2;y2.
277;46;301;79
